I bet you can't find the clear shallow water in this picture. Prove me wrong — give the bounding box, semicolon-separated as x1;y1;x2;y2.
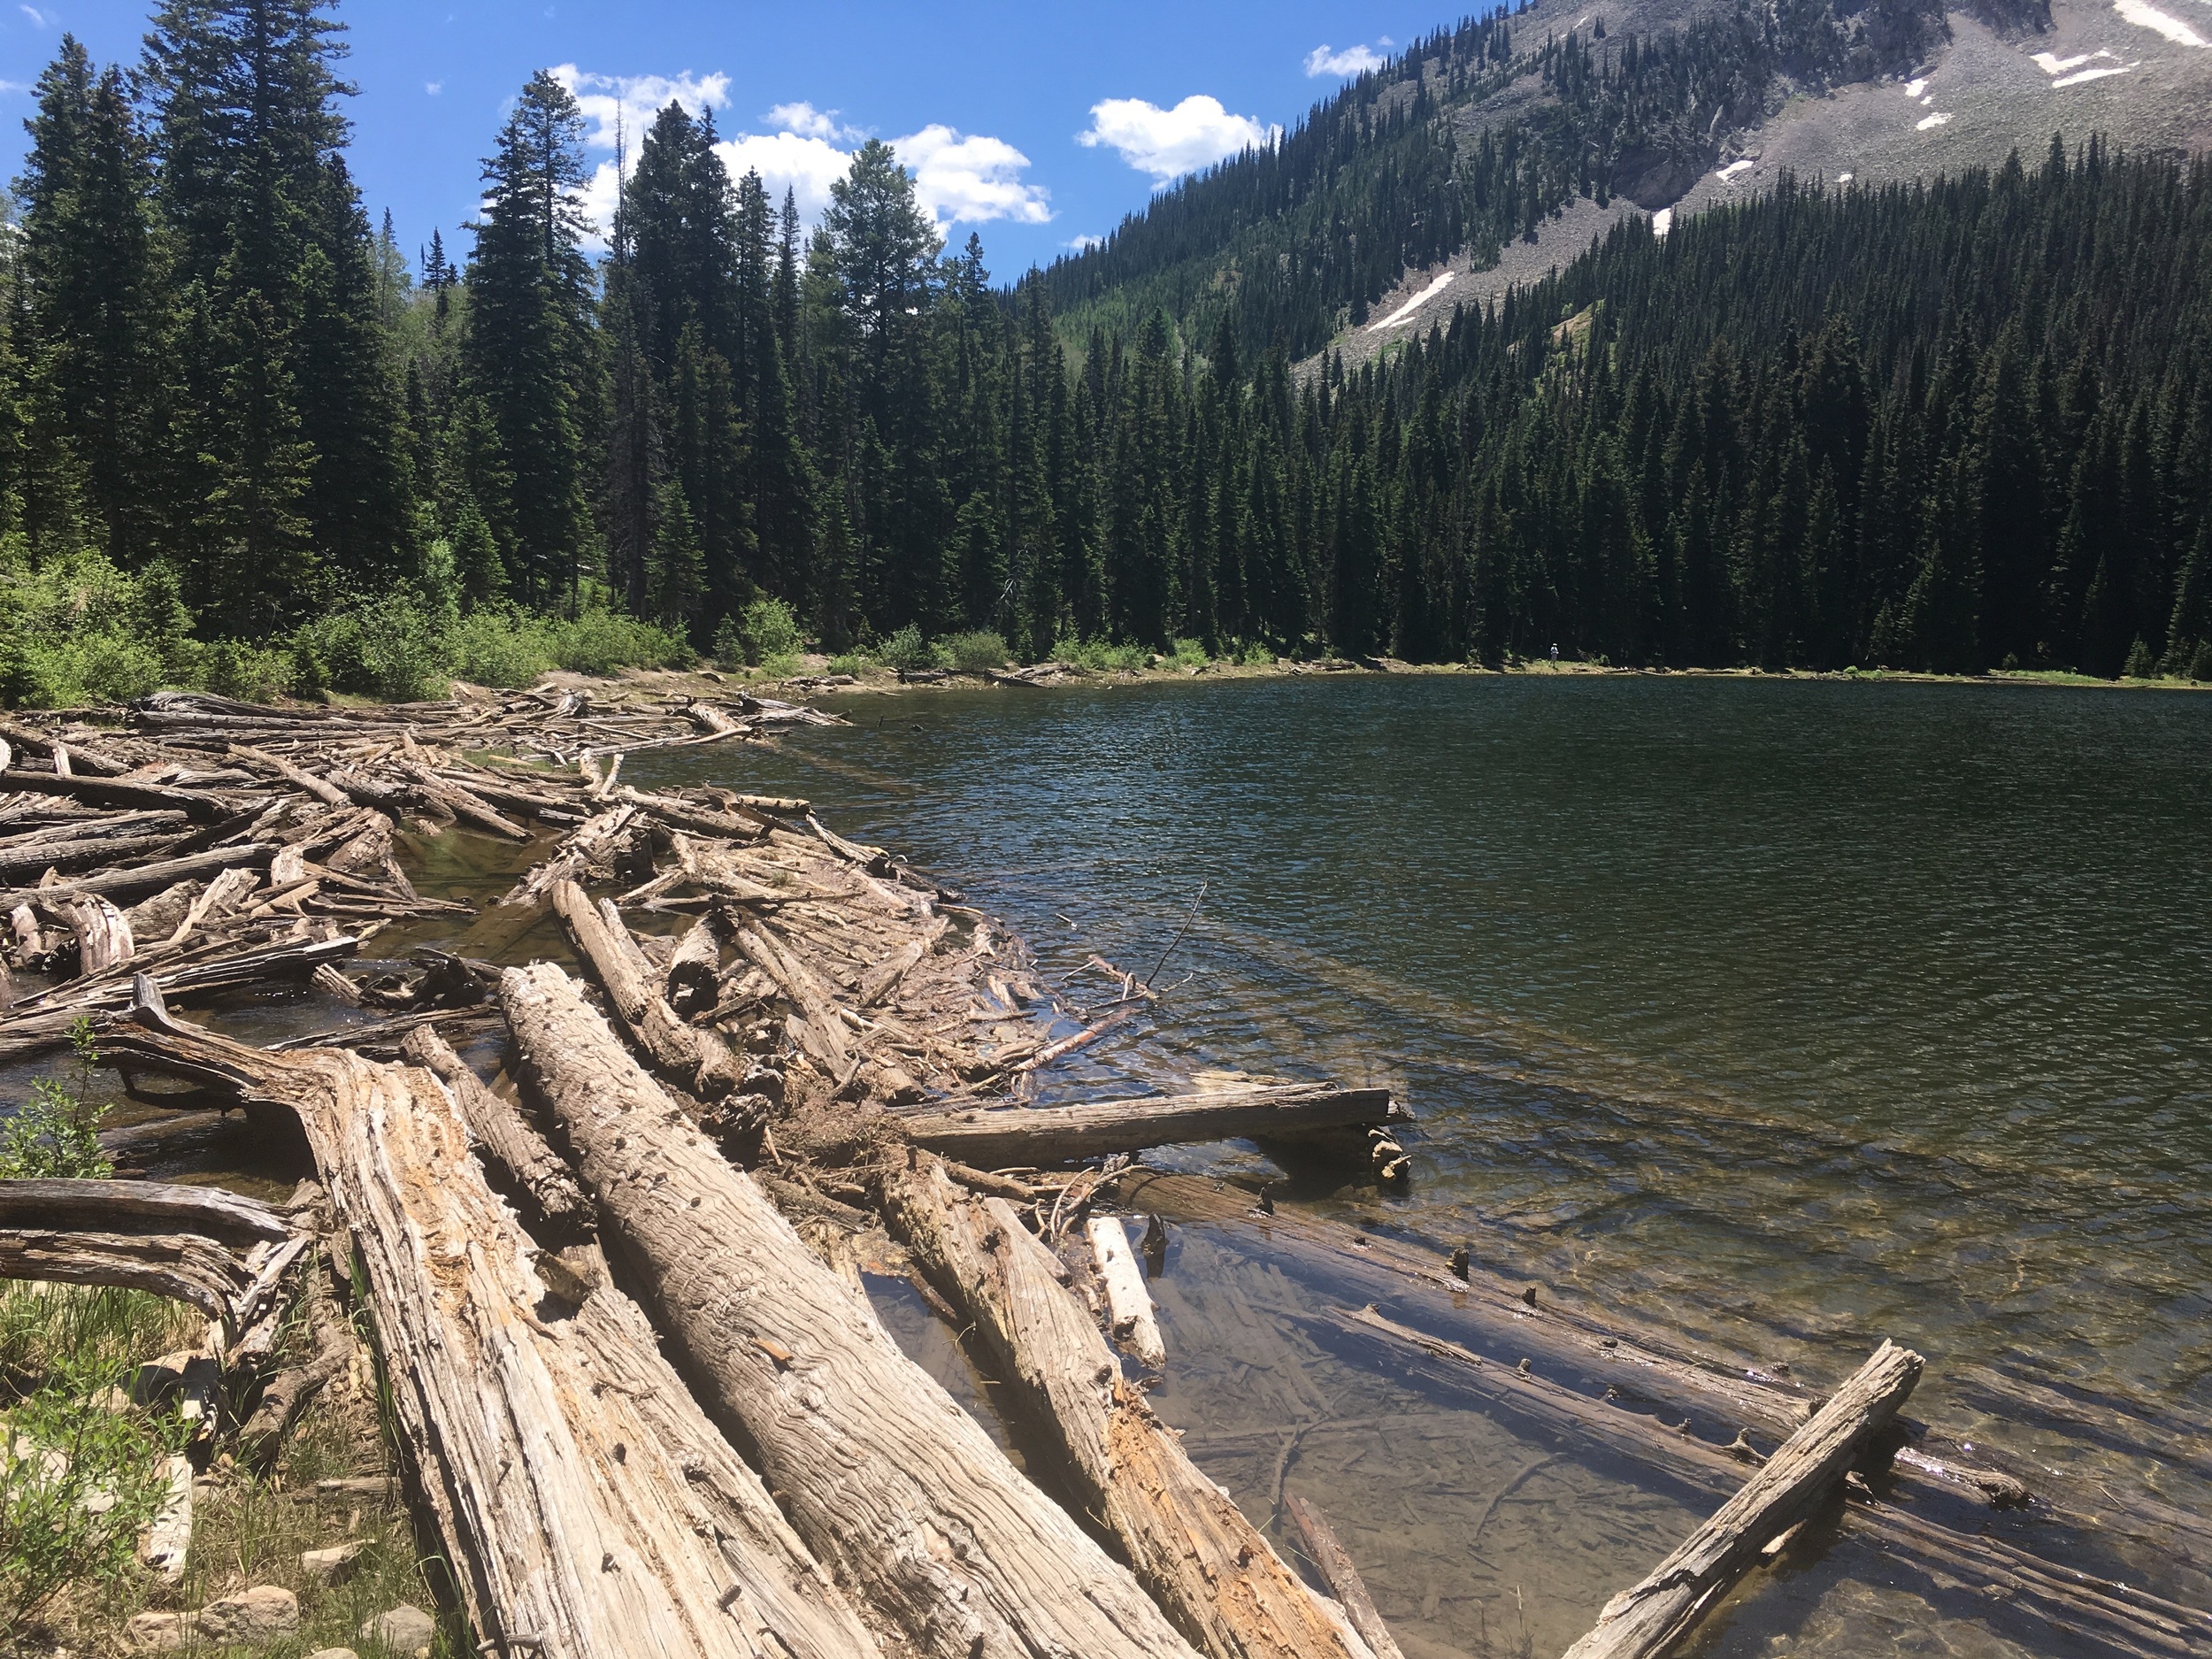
637;673;2212;1644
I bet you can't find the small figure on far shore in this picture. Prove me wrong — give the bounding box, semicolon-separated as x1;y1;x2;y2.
1550;642;1559;664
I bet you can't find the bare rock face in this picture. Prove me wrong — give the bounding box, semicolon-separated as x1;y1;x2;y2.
194;1585;300;1645
360;1603;437;1653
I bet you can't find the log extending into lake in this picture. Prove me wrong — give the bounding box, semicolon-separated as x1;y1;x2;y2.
900;1082;1403;1165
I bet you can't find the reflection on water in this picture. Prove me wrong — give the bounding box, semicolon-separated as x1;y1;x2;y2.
638;674;2212;1638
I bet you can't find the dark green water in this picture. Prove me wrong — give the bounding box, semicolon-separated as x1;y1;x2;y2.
635;673;2212;1654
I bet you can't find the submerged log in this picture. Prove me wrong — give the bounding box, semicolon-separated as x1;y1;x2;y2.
885;1160;1371;1659
901;1084;1402;1167
101;1001;890;1659
1282;1498;1407;1659
500;962;1203;1659
1561;1340;1923;1659
399;1025;591;1234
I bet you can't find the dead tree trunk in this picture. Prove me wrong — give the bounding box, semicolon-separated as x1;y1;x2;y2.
550;878;735;1099
1282;1498;1407;1659
900;1084;1401;1167
99;1001;888;1659
399;1025;592;1234
0;1178;291;1325
885;1159;1373;1659
499;961;1203;1659
1561;1341;1923;1659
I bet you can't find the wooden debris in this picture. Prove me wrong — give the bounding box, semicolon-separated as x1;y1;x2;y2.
501;961;1203;1659
1087;1214;1167;1369
1284;1497;1408;1659
1562;1340;1924;1659
902;1084;1402;1167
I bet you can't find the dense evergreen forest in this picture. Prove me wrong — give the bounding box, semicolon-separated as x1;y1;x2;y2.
3;0;2207;702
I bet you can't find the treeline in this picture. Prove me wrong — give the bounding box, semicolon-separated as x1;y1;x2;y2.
4;1;2206;695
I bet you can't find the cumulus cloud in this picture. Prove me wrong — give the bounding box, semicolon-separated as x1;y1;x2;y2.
1077;95;1279;183
1067;233;1104;251
895;126;1051;226
560;68;1050;242
19;6;55;27
549;64;731;150
1304;42;1386;77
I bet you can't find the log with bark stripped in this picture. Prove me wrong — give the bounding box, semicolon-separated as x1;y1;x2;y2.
100;1000;891;1659
0;1178;293;1327
400;1025;592;1233
885;1159;1373;1659
549;878;736;1099
1561;1340;1923;1659
1282;1498;1407;1659
901;1084;1402;1167
500;961;1204;1659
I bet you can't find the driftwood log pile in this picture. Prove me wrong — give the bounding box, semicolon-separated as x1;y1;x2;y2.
0;684;2204;1659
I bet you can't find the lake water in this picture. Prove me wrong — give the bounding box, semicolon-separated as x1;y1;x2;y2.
635;672;2212;1656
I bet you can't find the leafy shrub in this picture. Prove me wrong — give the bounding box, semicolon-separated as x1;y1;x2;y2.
292;591;454;703
825;651;872;678
447;606;555;688
878;624;944;672
199;639;295;703
546;608;692;676
0;1022;111;1181
717;597;803;667
1049;633;1147;672
943;629;1009;672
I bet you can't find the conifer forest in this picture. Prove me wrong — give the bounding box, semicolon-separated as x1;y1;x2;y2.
5;0;2209;700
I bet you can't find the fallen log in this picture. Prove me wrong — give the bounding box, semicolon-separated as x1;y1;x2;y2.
397;763;530;840
1087;1214;1166;1369
549;879;736;1099
0;830;191;882
0;843;276;914
0;934;360;1057
1282;1498;1407;1659
0;770;246;824
1562;1340;1923;1659
226;743;349;808
102;998;892;1659
884;1159;1371;1659
901;1084;1402;1168
501;804;635;907
664;915;723;1018
0;1178;292;1325
500;962;1203;1659
1317;1306;2210;1659
46;892;134;978
400;1025;592;1234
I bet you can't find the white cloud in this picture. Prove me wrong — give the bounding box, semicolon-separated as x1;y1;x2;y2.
894;125;1050;226
766;100;856;142
1077;95;1279;183
549;63;731;150
1304;42;1386;77
19;4;55;26
1067;233;1104;250
714;129;856;220
426;81;442;96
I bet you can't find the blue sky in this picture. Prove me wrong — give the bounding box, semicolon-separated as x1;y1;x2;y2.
0;2;1420;281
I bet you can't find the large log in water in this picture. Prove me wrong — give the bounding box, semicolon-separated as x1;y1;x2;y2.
1562;1340;1923;1659
549;877;736;1099
886;1158;1376;1659
499;961;1203;1659
899;1084;1402;1167
99;1001;889;1659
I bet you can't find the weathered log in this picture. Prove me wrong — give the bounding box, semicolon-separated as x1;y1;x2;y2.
226;743;349;807
615;786;770;841
1282;1498;1406;1659
1317;1307;2209;1659
0;934;360;1057
500;803;636;907
0;831;191;882
859;937;929;1007
500;962;1202;1659
885;1159;1370;1659
1562;1340;1923;1659
397;763;530;840
122;881;204;943
901;1084;1402;1167
1087;1214;1167;1369
0;842;276;914
102;1003;891;1659
549;879;736;1099
732;920;853;1079
46;892;134;977
400;1025;592;1233
0;770;245;823
0;1178;291;1323
1012;1007;1136;1074
665;915;723;1018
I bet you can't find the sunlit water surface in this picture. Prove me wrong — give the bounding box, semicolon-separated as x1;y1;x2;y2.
645;673;2212;1655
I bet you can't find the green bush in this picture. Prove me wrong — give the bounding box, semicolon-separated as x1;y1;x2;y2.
1049;633;1148;672
292;591;454;703
546;608;692;677
717;597;804;667
943;629;1009;672
448;606;556;688
2122;637;2158;680
878;624;944;672
825;651;872;678
199;639;295;703
0;1021;111;1181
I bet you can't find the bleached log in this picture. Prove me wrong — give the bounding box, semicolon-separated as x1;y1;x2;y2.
664;916;723;1018
0;842;276;914
901;1083;1402;1167
46;892;134;977
0;1178;288;1321
227;743;349;807
549;878;736;1099
0;770;243;823
500;803;636;907
1087;1215;1166;1369
500;961;1202;1659
100;1003;888;1659
885;1160;1370;1659
1562;1341;1924;1659
1283;1497;1407;1659
731;921;852;1079
400;1025;591;1233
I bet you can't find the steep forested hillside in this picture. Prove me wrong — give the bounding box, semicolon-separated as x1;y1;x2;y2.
1;0;2206;700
